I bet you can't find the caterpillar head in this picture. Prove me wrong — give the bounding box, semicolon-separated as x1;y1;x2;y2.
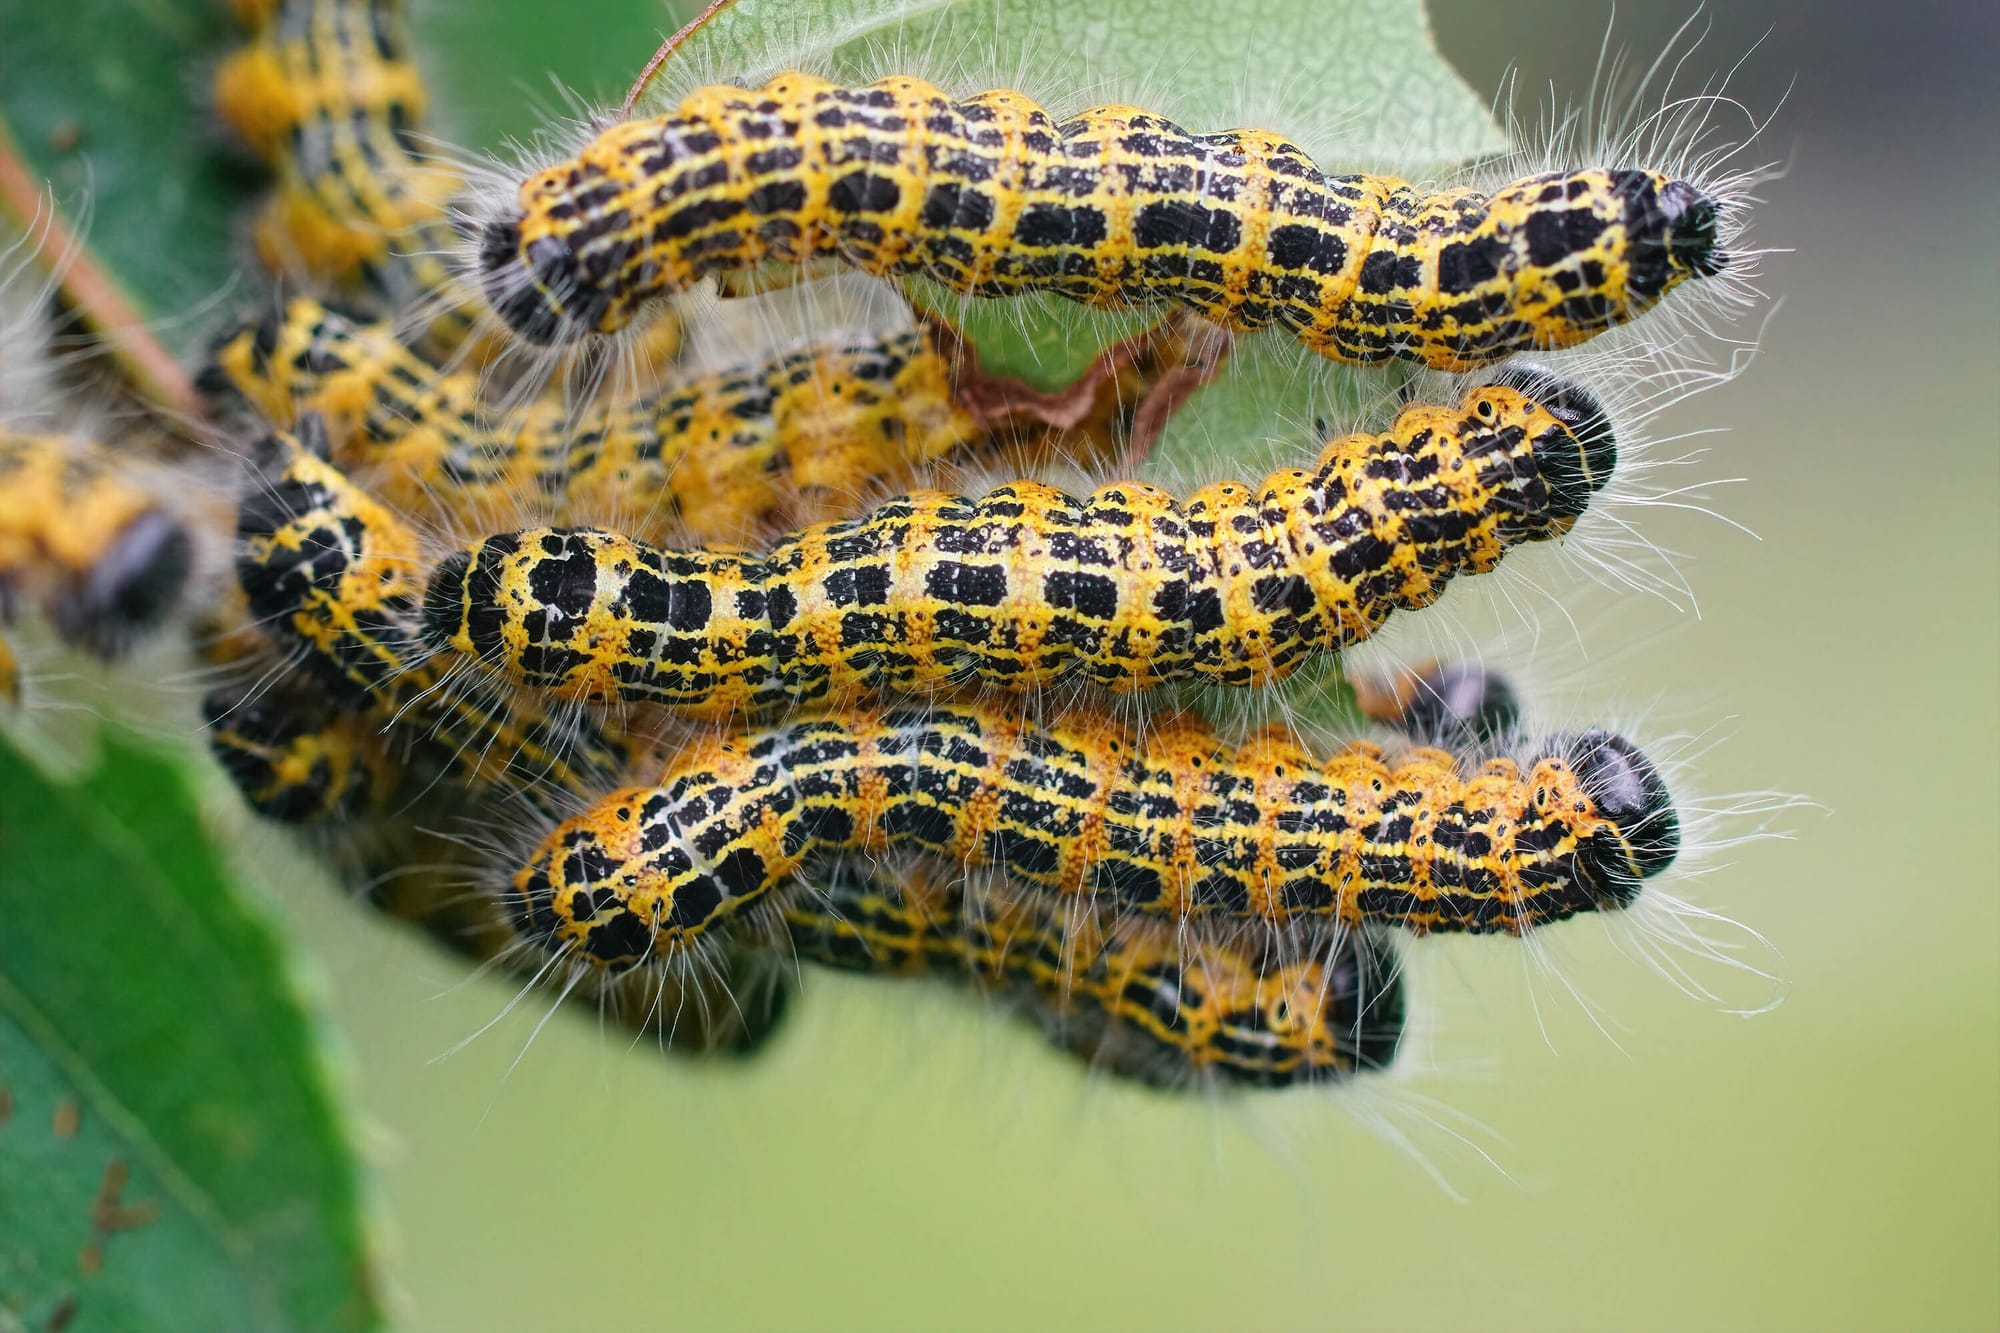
1620;171;1728;300
1559;728;1682;909
51;507;194;656
1393;660;1522;749
477;204;608;348
511;784;771;973
1491;364;1617;523
1329;930;1407;1076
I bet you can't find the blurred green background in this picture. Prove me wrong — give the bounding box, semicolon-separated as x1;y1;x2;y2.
202;1;2000;1329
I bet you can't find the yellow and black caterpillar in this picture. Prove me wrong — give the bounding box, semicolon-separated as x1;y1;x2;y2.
213;0;465;319
229;427;630;800
0;432;195;660
505;694;1680;972
784;860;1405;1089
202;296;1187;543
476;73;1726;363
423;373;1611;716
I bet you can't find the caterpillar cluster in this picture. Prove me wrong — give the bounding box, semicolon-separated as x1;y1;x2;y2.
0;0;1774;1103
471;72;1728;367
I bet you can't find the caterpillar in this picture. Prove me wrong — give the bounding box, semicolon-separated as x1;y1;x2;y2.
230;426;629;799
202;295;1209;543
212;0;429;167
473;72;1727;364
0;432;196;659
422;371;1612;717
782;859;1405;1089
502;693;1681;973
212;0;469;326
202;684;397;823
214;441;804;1057
1356;659;1522;749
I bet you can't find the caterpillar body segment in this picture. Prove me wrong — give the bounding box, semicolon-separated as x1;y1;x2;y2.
505;696;1683;974
213;0;428;165
203;296;1206;543
214;0;470;332
424;375;1614;716
203;685;397;823
0;432;195;658
785;861;1405;1088
232;430;629;800
476;73;1726;364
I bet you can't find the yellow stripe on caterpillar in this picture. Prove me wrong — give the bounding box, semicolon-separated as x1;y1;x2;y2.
424;373;1612;716
786;860;1405;1089
505;696;1682;972
474;73;1727;364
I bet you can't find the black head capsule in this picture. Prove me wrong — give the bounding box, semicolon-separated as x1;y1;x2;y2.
53;509;193;655
1616;172;1728;301
1395;660;1521;747
1658;178;1727;279
1337;930;1407;1075
1493;364;1616;522
1562;728;1681;907
478;210;597;347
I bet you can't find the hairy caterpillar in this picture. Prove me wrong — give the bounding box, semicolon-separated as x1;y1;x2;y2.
472;72;1727;364
503;693;1681;973
202;684;396;823
212;0;428;166
782;859;1405;1088
202;294;1210;543
0;432;196;659
1356;659;1521;749
230;426;630;798
213;0;468;324
422;371;1611;717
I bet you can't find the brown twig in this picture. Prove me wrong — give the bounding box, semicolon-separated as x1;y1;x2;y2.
621;0;738;119
0;123;202;423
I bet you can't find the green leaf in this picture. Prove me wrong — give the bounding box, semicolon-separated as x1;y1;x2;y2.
0;0;261;353
0;733;382;1333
